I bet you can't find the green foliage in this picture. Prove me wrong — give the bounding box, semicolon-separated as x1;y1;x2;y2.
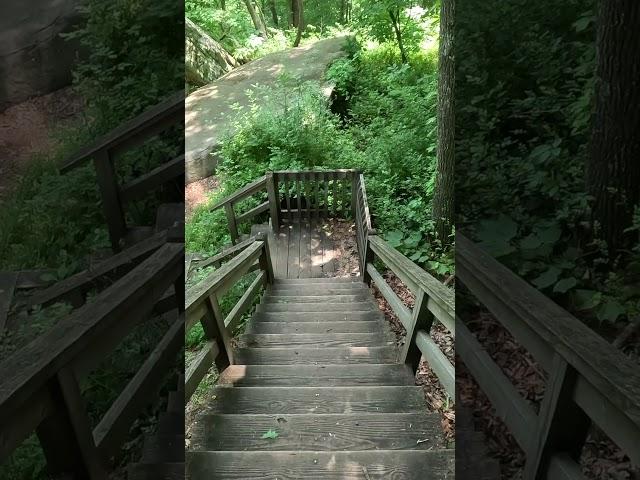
261;429;279;439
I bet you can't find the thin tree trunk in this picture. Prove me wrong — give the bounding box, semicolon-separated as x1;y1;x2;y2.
432;0;455;246
220;0;225;9
389;9;408;63
587;0;640;254
293;0;304;46
243;0;269;37
291;0;300;28
340;0;346;23
269;0;279;26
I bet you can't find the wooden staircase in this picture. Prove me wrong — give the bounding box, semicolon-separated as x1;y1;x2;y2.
186;277;454;479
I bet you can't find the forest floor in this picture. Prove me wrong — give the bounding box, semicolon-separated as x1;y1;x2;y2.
185;36;348;182
186;175;220;219
0;87;83;200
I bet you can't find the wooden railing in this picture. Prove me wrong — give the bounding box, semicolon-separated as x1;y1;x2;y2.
184;234;274;401
210;170;357;244
353;172;372;274
363;235;455;398
0;240;184;479
457;233;640;479
61;91;185;251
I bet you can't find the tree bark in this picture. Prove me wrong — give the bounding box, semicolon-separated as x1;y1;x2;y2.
243;0;269;37
432;0;455;246
587;0;640;254
268;0;279;26
185;18;237;86
389;9;408;63
293;0;304;47
291;0;300;27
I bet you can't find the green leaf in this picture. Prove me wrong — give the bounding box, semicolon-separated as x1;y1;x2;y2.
520;234;541;250
596;301;625;323
386;231;404;248
261;429;279;439
573;16;592;32
532;267;560;289
534;223;562;245
573;289;602;310
553;277;577;294
404;231;422;248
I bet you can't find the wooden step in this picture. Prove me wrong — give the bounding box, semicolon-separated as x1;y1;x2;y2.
252;311;384;322
237;333;394;348
246;320;387;334
186;450;455;479
256;302;378;313
234;346;397;365
157;412;184;435
128;462;184;480
207;386;427;414
141;434;185;463
217;364;416;387
264;294;371;304
190;413;443;451
269;284;369;295
274;277;362;284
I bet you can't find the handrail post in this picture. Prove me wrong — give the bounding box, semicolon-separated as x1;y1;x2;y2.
201;294;232;369
266;171;281;232
37;368;107;479
362;229;376;285
257;232;275;283
93;149;127;252
399;290;434;373
224;203;240;244
523;353;590;480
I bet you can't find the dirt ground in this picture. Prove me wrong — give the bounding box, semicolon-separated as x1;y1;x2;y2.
0;86;83;199
185;175;220;218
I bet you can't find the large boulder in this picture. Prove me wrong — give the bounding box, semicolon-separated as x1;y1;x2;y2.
185;18;237;87
0;0;83;111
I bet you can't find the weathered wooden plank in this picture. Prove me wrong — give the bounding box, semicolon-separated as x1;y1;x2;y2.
128;462;184;480
321;221;335;274
186;240;262;313
0;272;18;332
415;330;454;398
310;222;324;278
0;243;183;424
224;203;239;244
236;201;270;224
93;312;184;460
217;364;416;387
457;319;536;449
546;454;588;480
245;320;385;335
269;283;368;294
265;294;370;303
27;231;167;308
224;271;265;332
61;91;183;173
191;236;255;271
369;235;454;324
253;311;384;322
274;277;362;284
367;263;412;329
210;176;267;211
289;220;302;278
192;413;443;451
256;302;378;313
402;290;435;372
120;155;184;203
187;450;454;480
185;342;219;402
208;386;426;414
207;294;233;368
15;270;56;289
265;172;280;230
237;333;393;348
234;346;397;365
458;233;640;460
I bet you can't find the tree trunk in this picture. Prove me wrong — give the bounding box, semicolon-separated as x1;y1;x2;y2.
389;9;408;63
291;0;300;27
293;0;304;47
243;0;269;37
432;0;455;246
220;0;225;9
269;0;279;26
185;18;237;86
340;0;346;23
587;0;640;254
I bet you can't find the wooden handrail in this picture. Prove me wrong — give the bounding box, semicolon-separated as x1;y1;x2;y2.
60;91;184;173
0;242;183;474
363;233;454;398
457;232;640;473
210;176;267;211
185;235;273;402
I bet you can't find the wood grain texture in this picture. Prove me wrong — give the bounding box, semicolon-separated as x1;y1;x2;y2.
252;311;385;322
187;450;455;479
234;346;397;365
207;386;426;414
237;333;393;348
256;302;378;313
0;272;17;332
191;413;443;451
245;320;386;334
217;364;416;387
